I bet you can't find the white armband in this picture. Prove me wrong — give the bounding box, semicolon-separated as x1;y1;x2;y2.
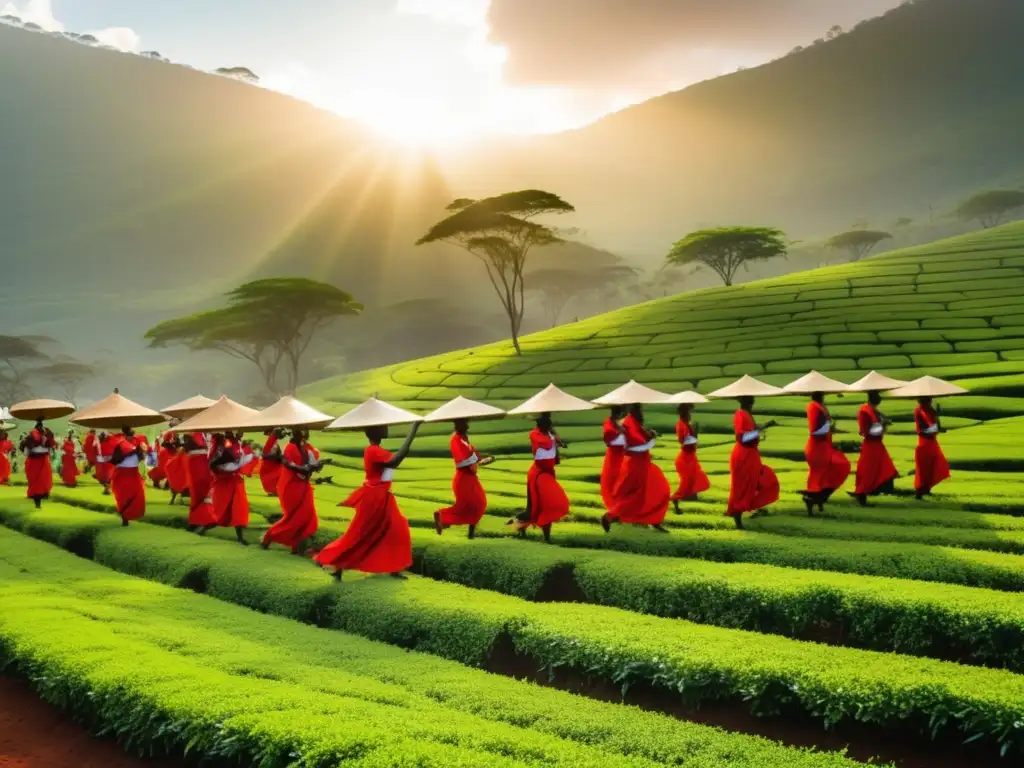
533;446;557;461
741;430;760;444
869;423;884;437
812;421;831;437
627;439;656;453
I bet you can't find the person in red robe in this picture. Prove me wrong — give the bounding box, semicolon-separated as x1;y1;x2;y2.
434;419;492;538
914;397;949;499
801;392;851;515
600;406;627;510
20;421;56;507
0;429;14;486
726;397;779;529
315;422;421;580
110;428;147;525
200;433;253;545
259;429;286;496
148;429;172;489
851;391;899;506
184;432;217;528
60;431;80;487
602;404;671;532
240;439;259;478
262;429;325;554
510;414;569;543
82;429;98;476
95;431;119;494
671;403;710;513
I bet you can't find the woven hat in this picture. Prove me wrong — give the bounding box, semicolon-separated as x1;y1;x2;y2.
665;390;710;405
592;380;672;406
244;396;335;430
887;376;968;398
783;371;850;395
846;371;909;393
326;397;423;431
707;375;785;399
508;384;596;416
160;394;218;420
423;396;505;424
9;399;76;421
171;396;259;433
70;390;166;429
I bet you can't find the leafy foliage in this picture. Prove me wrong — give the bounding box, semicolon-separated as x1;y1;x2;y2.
0;334;47;403
526;265;639;327
826;230;893;261
666;227;789;286
34;360;96;405
955;190;1024;229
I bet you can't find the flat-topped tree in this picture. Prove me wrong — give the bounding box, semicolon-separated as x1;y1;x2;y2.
417;190;575;355
0;335;48;403
527;264;639;327
955;190;1024;229
35;361;96;406
826;230;893;261
666;226;788;287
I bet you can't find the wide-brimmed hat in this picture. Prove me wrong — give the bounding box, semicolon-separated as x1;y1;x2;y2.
160;394;218;420
423;396;505;424
171;396;260;433
0;421;15;430
326;397;423;431
592;380;672;406
846;371;909;393
9;399;76;421
508;384;596;416
887;376;968;398
783;371;850;395
244;396;335;430
707;375;785;399
70;390;166;429
665;390;710;405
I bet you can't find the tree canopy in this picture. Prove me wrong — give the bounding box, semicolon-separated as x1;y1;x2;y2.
666;227;788;287
34;361;96;405
417;190;575;355
954;190;1024;229
0;335;48;404
526;265;639;327
826;230;893;261
145;278;361;394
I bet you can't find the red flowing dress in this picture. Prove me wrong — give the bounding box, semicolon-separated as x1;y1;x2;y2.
23;428;55;499
186;433;218;526
111;435;147;522
854;404;898;496
524;430;570;528
240;444;258;478
600;418;626;510
82;432;98;474
914;405;950;492
437;434;487;527
315;444;412;574
95;434;118;486
211;440;251;528
259;434;283;495
165;446;189;496
60;438;80;487
671;420;710;501
804;401;850;497
264;441;320;551
726;410;779;516
148;430;172;486
0;437;14;485
609;414;671;525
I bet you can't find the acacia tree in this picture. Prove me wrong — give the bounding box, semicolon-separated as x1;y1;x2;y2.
34;361;96;405
0;335;47;403
417;190;575;355
826;230;893;261
145;278;362;394
954;190;1024;229
527;265;639;327
666;227;788;287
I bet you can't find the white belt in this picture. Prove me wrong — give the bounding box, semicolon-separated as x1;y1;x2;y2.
95;456;110;463
869;423;884;437
117;456;140;469
627;439;656;453
923;425;939;435
381;468;395;482
28;447;50;456
812;421;831;436
455;455;478;469
534;446;557;461
608;434;626;448
683;436;698;447
220;461;241;472
741;430;760;443
187;450;206;456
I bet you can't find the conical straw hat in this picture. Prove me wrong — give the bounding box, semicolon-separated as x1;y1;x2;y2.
666;390;710;405
326;397;423;431
887;376;968;398
783;371;850;395
244;395;335;430
0;422;15;431
70;390;166;429
507;384;596;416
171;396;259;433
9;399;76;421
707;375;785;399
161;394;218;420
592;380;672;406
423;396;506;424
846;371;909;393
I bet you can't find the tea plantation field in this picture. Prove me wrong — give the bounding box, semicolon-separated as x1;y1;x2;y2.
5;222;1024;767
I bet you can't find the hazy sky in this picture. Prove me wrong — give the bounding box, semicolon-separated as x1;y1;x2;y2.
3;0;903;143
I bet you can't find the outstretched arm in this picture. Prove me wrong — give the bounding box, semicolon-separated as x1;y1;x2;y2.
383;422;421;469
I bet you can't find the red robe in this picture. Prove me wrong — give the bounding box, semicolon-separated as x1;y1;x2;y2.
726;410;779;516
240;444;258;477
186;433;217;526
437;434;487;527
609;414;671;525
165;447;189;495
525;429;570;528
23;428;55;499
148;430;172;486
210;439;250;528
600;418;626;510
804;401;850;495
0;438;13;485
263;442;320;551
111;435;147;522
672;420;710;500
914;405;950;492
315;443;412;574
259;434;283;495
95;434;118;486
60;438;80;487
82;432;98;470
854;404;898;496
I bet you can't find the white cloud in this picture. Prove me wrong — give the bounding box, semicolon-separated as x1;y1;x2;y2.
2;0;140;51
87;26;140;52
